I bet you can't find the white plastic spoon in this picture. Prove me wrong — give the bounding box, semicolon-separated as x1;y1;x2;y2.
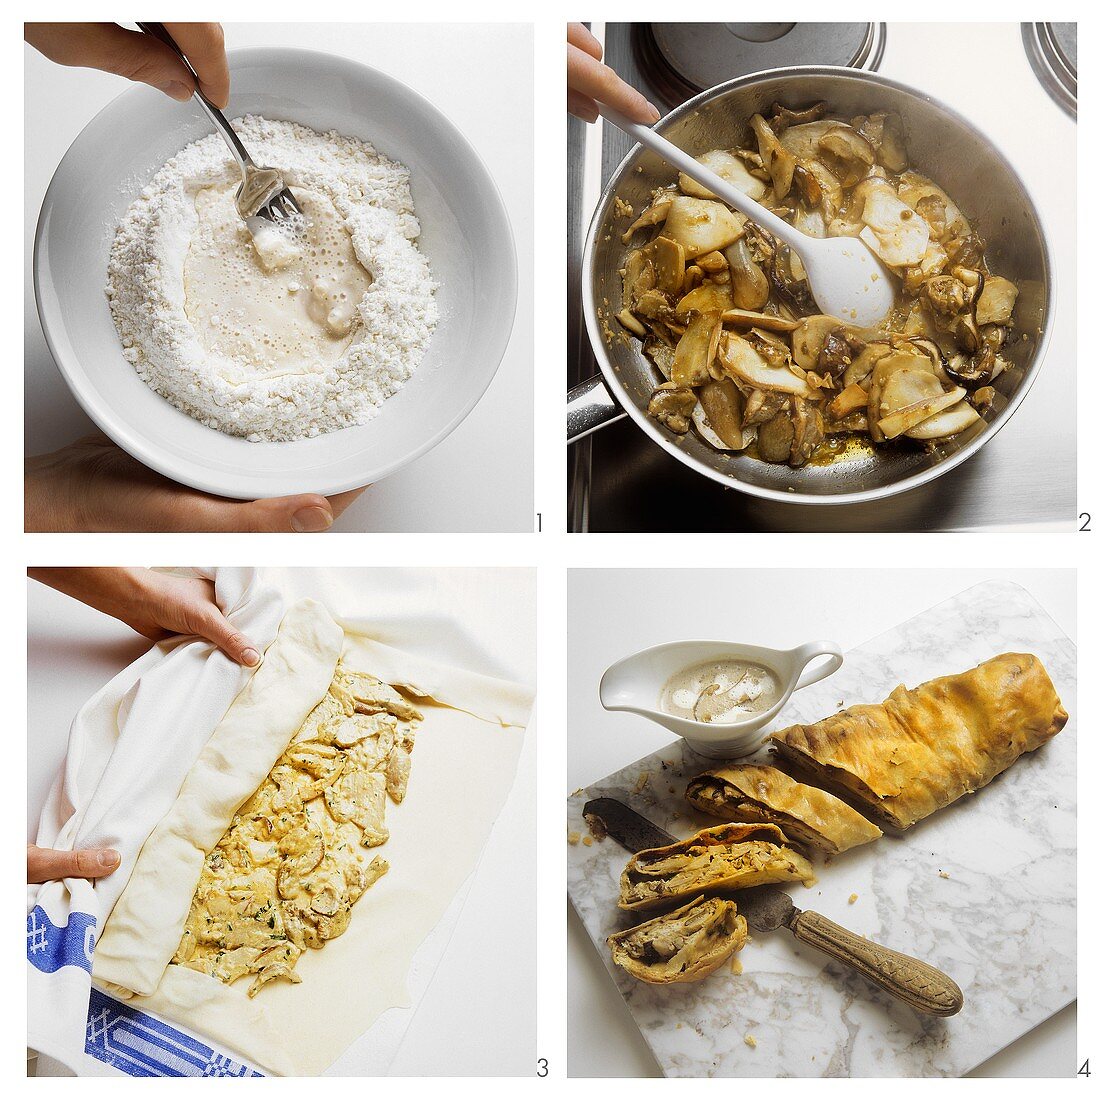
599;103;897;327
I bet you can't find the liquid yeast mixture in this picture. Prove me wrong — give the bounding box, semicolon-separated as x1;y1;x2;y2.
184;185;372;380
660;658;779;724
107;116;438;442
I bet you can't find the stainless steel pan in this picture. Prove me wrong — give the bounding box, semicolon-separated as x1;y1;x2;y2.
567;67;1054;506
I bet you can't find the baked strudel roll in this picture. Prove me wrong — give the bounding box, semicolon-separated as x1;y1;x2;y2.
608;896;747;984
686;764;881;854
619;822;816;912
769;653;1068;830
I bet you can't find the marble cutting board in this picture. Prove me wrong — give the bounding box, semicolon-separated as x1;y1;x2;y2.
567;581;1077;1077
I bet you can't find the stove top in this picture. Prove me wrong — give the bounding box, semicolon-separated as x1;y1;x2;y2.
639;22;884;107
567;22;1076;532
1022;22;1077;118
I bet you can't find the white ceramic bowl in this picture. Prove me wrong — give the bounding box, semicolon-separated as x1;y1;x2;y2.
33;47;517;499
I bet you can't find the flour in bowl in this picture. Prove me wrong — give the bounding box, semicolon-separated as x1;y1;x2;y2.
106;116;438;441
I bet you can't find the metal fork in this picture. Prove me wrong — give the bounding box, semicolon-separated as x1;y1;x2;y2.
137;22;303;227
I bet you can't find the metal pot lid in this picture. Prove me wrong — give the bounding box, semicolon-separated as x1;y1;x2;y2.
642;23;885;105
1022;22;1076;119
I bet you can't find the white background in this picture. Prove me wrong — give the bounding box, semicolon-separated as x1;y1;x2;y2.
27;567;537;1076
23;23;534;532
568;568;1077;1077
16;6;1093;1085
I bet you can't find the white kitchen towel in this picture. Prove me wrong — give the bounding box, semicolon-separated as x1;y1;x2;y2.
27;567;284;1075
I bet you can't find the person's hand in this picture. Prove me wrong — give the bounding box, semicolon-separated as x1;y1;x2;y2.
25;435;365;533
567;23;659;125
28;844;120;884
25;22;229;107
30;566;268;666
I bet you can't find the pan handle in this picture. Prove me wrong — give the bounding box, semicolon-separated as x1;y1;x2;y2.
567;377;627;442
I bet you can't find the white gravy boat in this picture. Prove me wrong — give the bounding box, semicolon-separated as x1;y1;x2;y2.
599;639;844;759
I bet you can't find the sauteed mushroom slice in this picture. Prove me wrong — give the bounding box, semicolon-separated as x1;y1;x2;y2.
695;249;729;276
975;276;1019;326
645;236;686;297
647;384;697;435
743;327;794;368
749;113;796;200
844;341;892;389
620;248;655;313
676;283;733;317
854;111;908;172
646;337;752;450
790;397;825;466
721;308;799;334
874;356;967;440
697;378;753;450
857;178;930;268
816;328;866;377
944;343;998;387
777;119;839;161
818;125;875;186
971;386;996;412
642;336;674;377
898;173;971;243
946;232;987;270
719;332;816;398
878;386;966;440
792;163;823;209
662;196;746;258
767;101;828;133
904;337;948;379
949;313;980;355
679;149;767;202
905;401;983;441
793;205;827;242
671;311;723;387
764;241;817;313
621;192;673;245
756;406;794;463
725;236;770;310
615;308;646;337
923;274;974;319
742;388;788;427
791;315;844;371
867;349;936;441
828;381;870;420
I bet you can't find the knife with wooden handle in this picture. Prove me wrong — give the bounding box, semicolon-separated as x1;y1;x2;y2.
584;797;964;1017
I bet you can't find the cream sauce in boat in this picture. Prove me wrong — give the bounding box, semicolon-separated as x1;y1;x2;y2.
659;658;779;724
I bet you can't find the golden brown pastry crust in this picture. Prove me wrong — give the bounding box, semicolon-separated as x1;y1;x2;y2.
608;896;748;984
769;652;1068;830
686;764;882;855
619;821;816;911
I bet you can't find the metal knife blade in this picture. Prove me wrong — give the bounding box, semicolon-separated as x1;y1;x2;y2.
582;797;676;853
727;885;800;932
